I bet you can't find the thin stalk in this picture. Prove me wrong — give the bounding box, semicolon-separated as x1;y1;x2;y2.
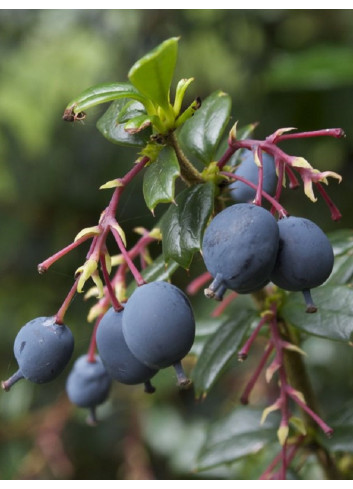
87;315;102;363
259;436;305;480
107;156;149;216
315;182;342;221
280;323;341;479
186;271;212;295
211;291;238;317
55;277;80;325
221;171;288;217
275;128;345;142
286;386;333;437
217;145;237;170
99;254;124;312
240;342;274;405
110;224;145;286
238;313;273;360
38;235;92;273
168;132;204;185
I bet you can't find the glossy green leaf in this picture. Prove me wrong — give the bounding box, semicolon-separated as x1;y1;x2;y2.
178;90;232;165
191;318;223;358
65;82;147;114
143;147;180;212
126;255;179;296
327;228;353;256
325;229;353;285
196;407;278;471
128;37;179;109
192;305;258;397
160;182;215;269
280;285;353;342
327;254;353;286
124;114;153;134
97;99;151;147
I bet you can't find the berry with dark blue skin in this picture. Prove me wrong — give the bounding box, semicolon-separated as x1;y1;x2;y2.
122;281;195;371
229;150;277;203
96;307;158;389
270;216;334;312
66;354;112;425
202;203;280;299
2;316;74;391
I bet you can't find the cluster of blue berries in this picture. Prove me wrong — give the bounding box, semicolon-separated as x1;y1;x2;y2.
1;150;333;421
97;281;195;385
2;281;196;423
202;153;334;312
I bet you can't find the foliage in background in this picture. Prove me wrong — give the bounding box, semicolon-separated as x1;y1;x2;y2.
1;10;353;480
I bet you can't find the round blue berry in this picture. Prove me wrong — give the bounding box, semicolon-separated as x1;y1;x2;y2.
122;281;195;370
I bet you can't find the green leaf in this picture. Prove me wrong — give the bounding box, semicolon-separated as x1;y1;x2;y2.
160;182;215;269
128;37;179;110
327;254;353;286
196;407;278;471
143;147;180;213
327;228;353;256
97;99;151;147
64;82;147;114
191;318;223;358
124;114;153;134
324;229;353;285
280;285;353;342
192;304;258;397
178;90;232;165
126;255;179;296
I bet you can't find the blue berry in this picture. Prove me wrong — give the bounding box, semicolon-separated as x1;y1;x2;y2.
66;354;112;425
229;150;277;203
122;281;195;370
202;203;279;299
270;216;334;312
2;316;74;391
96;307;158;387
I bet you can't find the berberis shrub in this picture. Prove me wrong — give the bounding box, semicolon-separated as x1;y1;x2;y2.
3;37;352;480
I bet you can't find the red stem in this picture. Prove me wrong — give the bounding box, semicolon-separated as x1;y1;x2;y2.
99;254;124;311
280;444;287;480
285;165;300;189
286;386;333;437
87;315;102;363
38;235;93;273
211;291;238;317
186;271;213;295
315;182;342;221
238;313;273;360
259;436;305;480
240;342;274;405
221;171;288;217
55;277;80;324
108;156;149;216
275;128;345;142
269;308;291;478
217;145;237;170
110;223;145;286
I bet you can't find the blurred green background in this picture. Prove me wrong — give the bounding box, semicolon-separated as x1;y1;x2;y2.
0;9;353;480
